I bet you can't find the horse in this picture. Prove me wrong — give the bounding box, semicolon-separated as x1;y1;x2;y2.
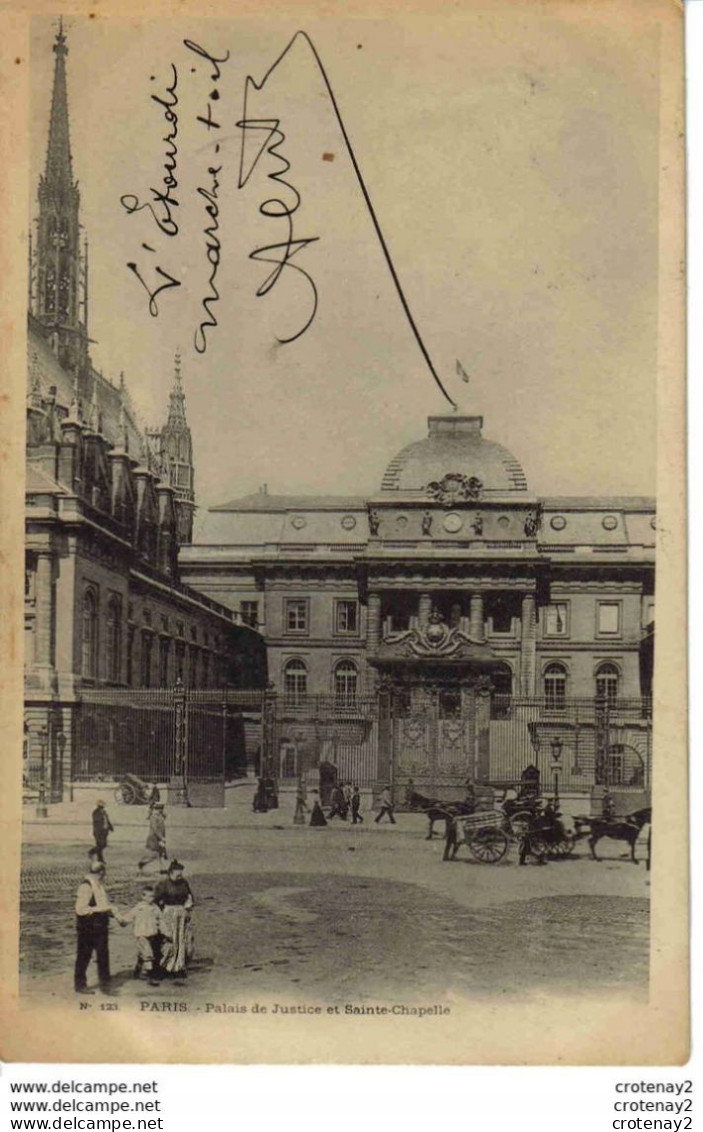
406;791;475;840
575;807;651;864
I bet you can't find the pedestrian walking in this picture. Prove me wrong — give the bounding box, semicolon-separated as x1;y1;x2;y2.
443;815;459;860
374;786;396;824
91;799;114;864
293;778;308;826
74;860;118;995
138;802;168;873
351;785;363;824
253;777;268;813
116;883;162;984
327;783;348;821
309;791;328;827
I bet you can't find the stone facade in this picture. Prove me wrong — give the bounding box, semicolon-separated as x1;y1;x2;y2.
23;29;265;798
181;414;655;706
180;414;654;798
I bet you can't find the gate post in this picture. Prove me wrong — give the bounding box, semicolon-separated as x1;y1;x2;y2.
168;678;190;807
262;683;277;779
475;676;492;781
375;677;393;801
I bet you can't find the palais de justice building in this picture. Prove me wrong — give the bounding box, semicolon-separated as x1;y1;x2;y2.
180;413;655;801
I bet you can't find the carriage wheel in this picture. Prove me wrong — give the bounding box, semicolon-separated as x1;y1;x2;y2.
509;812;533;840
553;834;575;858
116;783;136;805
470;828;509;864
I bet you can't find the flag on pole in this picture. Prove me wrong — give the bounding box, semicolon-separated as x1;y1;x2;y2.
456;360;470;383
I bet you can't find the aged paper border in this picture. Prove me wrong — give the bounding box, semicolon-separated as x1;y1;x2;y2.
0;0;688;1064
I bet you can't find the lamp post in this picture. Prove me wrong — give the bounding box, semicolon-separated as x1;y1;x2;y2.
36;725;49;819
550;735;563;809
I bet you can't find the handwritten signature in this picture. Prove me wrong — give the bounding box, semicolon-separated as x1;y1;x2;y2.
237;62;319;344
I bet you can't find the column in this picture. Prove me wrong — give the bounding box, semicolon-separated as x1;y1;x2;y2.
469;593;485;642
366;592;382;655
418;592;432;630
34;551;54;667
520;593;536;696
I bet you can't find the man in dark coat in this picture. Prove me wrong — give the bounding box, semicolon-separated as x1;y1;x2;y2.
91;800;114;864
351;786;363;824
328;783;348;820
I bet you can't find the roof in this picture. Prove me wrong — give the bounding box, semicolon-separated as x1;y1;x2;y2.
380;414;528;494
28;316;144;457
211;492;367;512
26;461;66;494
541;496;655;510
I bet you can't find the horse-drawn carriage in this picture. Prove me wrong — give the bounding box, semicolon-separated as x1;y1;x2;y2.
408;788;575;864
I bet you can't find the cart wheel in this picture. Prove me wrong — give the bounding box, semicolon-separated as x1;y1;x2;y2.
470;828;509;864
554;834;575;858
113;786;126;805
530;836;550;859
509;811;533;840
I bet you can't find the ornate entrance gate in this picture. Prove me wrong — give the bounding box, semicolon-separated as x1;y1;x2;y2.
377;676;494;801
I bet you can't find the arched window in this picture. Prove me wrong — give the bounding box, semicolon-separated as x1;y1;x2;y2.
595;662;619;705
106;596;122;683
284;659;307;707
81;589;98;679
544;663;567;710
334;660;358;708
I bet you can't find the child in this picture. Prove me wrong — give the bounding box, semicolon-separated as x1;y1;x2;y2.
118;884;161;983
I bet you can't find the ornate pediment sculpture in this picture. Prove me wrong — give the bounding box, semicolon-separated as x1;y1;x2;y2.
383;611;488;660
426;472;483;506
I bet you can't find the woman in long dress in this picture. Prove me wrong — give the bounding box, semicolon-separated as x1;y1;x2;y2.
154;860;194;977
293;779;308;825
309;791;327;827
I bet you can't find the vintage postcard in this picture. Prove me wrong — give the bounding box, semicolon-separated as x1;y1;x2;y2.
0;0;687;1064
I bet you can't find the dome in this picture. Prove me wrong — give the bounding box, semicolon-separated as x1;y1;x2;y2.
381;414;528;494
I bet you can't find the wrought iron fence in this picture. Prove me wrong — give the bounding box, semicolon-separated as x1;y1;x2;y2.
63;688;652;802
486;696;652;792
266;694;379;788
74;687;266;791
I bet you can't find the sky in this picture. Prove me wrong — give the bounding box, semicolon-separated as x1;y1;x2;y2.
29;5;662;517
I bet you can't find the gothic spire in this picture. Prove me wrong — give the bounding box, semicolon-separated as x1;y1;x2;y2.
34;22;89;374
44;20;74;193
166;352;188;427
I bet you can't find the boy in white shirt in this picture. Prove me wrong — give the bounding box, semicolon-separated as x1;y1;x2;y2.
117;884;161;983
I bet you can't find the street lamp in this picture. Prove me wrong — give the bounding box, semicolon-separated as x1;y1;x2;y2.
35;725;49;819
550;735;563;809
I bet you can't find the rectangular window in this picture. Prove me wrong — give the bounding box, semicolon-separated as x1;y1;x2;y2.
285;599;309;634
126;626;135;687
335;600;358;634
141;631;153;688
597;602;621;636
241;601;259;628
159;638;170;685
545;602;568;637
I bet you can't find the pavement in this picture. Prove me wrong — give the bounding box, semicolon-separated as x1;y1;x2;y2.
19;781;650;1005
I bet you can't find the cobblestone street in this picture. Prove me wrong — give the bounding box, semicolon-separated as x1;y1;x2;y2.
20;784;650;1006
